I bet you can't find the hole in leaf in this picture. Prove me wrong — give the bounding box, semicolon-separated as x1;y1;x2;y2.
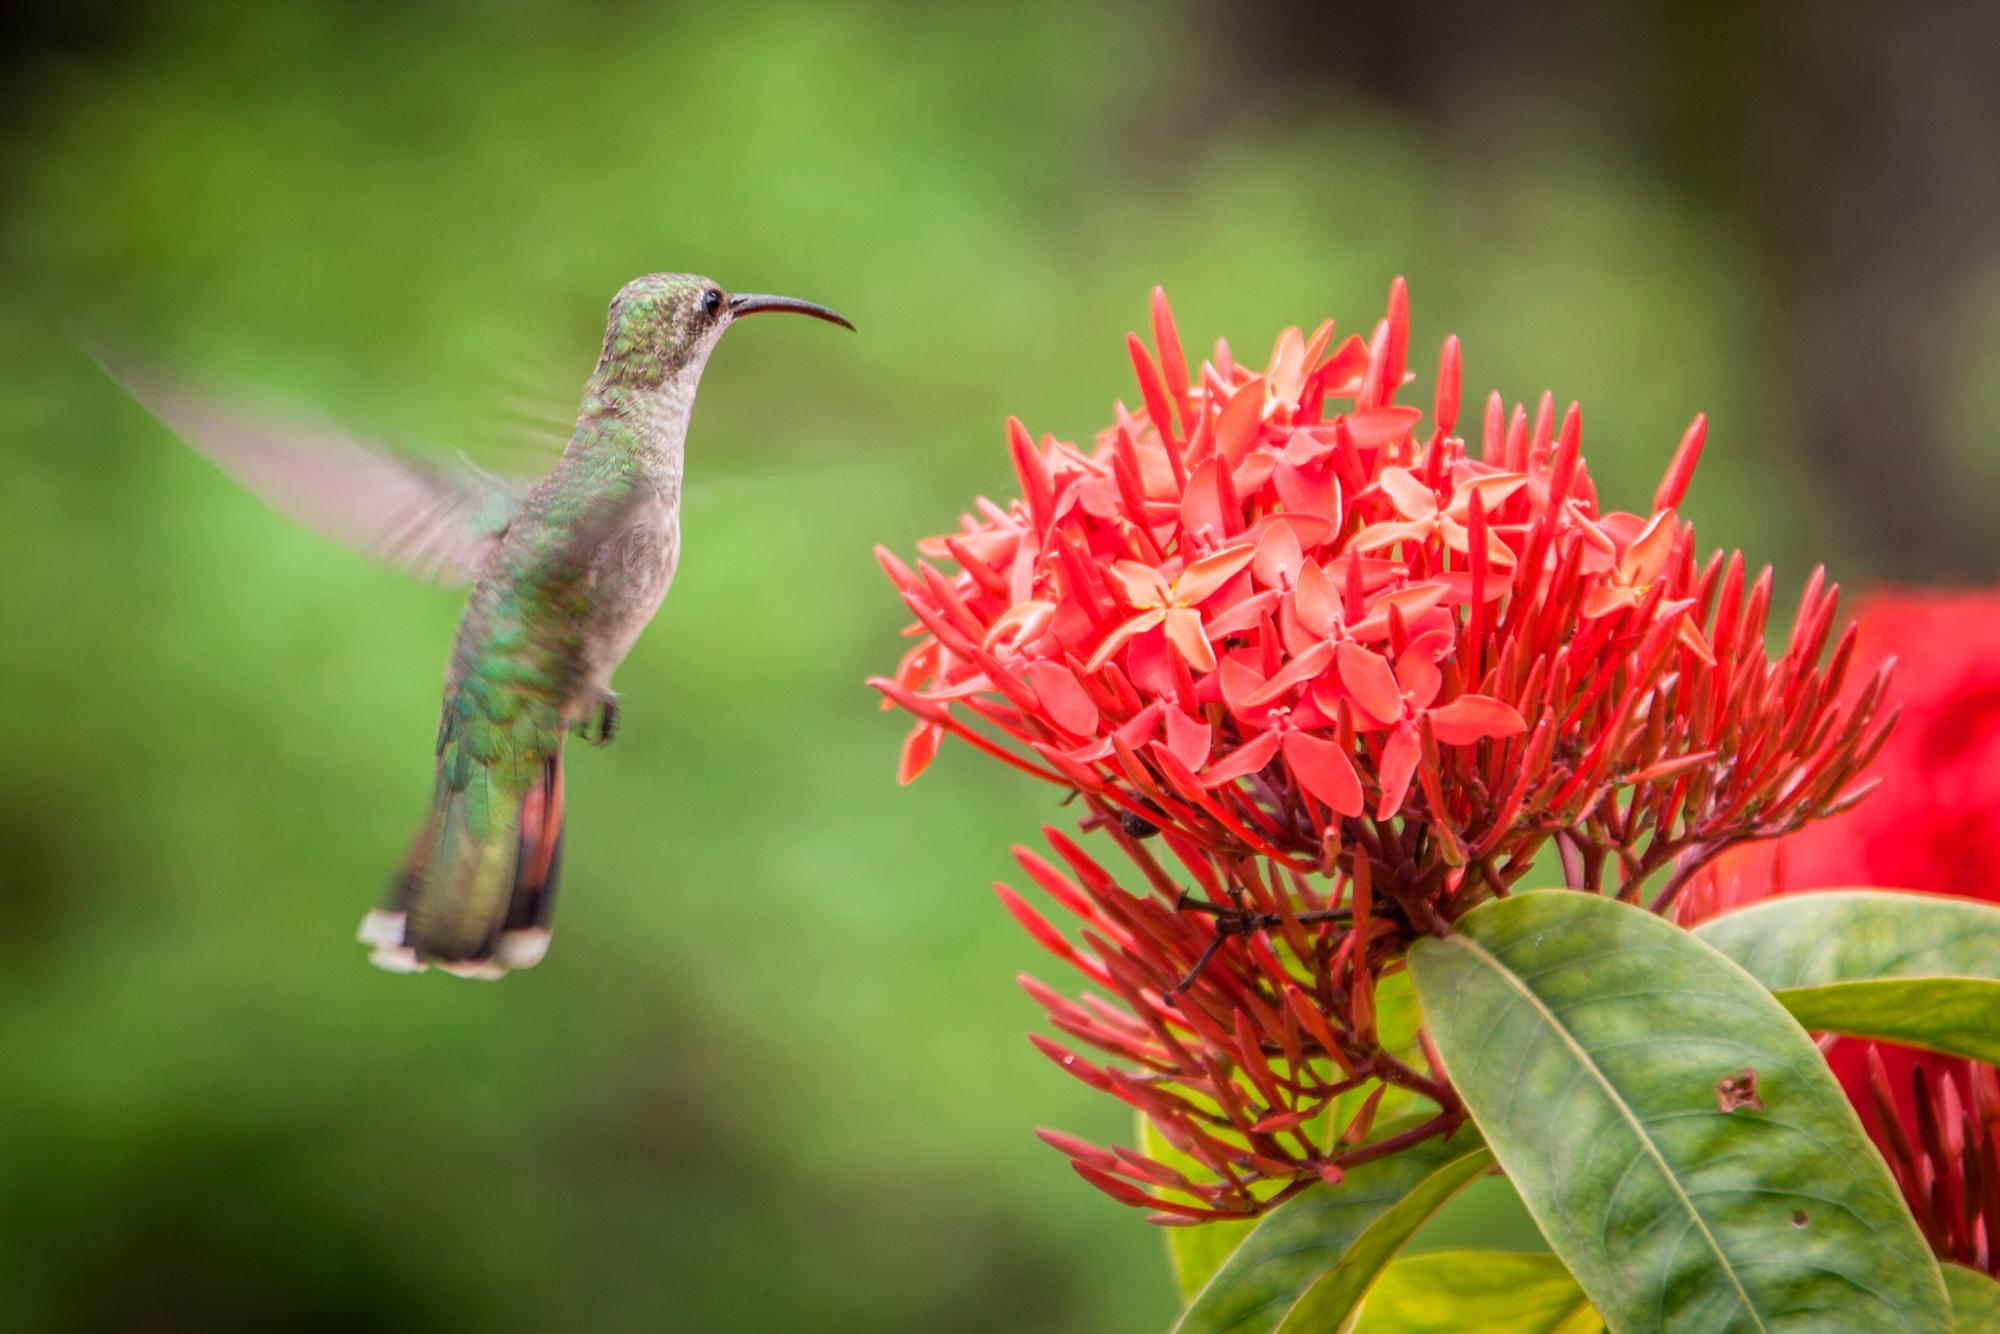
1717;1067;1764;1113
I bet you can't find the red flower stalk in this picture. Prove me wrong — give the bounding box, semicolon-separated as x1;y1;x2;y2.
1865;1051;2000;1274
873;281;1891;1217
1679;587;2000;1271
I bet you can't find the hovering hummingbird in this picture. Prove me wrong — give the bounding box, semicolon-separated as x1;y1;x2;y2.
115;274;853;977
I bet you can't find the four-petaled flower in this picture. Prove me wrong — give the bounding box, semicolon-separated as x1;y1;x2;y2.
1206;659;1366;818
1086;544;1256;674
1576;507;1715;663
1335;638;1527;818
1349;464;1522;569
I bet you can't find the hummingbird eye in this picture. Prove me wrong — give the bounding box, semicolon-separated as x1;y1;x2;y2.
701;288;724;319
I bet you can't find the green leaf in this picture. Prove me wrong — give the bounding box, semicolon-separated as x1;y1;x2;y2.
1946;1264;2000;1331
1693;890;2000;1063
1140;1108;1259;1303
1409;890;1949;1333
1163;1214;1256;1308
1172;1123;1492;1334
1373;966;1424;1055
1346;1250;1601;1333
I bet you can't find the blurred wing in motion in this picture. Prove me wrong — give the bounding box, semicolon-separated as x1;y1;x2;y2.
108;357;528;585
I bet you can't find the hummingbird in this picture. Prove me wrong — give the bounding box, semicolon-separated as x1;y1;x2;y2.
115;274;853;978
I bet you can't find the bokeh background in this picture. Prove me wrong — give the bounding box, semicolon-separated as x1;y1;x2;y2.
4;3;1998;1330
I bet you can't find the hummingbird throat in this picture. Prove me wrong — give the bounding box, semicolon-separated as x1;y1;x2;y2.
575;371;700;476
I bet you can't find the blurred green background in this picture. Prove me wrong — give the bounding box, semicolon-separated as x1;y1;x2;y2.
3;2;1997;1330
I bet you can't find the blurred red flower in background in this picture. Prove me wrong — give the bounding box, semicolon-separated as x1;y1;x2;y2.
1679;588;2000;1272
873;281;1893;1218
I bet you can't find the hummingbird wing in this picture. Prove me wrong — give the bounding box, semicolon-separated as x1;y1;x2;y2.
110;360;526;586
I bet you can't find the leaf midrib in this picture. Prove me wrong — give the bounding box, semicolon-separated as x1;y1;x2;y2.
1444;930;1768;1334
1777;974;2000;992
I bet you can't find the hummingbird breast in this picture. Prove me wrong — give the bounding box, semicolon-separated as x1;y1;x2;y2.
579;491;681;695
443;386;689;726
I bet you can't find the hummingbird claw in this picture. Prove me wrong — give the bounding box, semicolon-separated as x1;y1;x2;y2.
577;692;620;747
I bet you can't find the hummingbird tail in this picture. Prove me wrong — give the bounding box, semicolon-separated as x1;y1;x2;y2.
359;744;567;978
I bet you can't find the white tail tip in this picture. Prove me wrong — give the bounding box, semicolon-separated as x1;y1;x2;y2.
356;907;539;978
368;944;427;974
497;928;552;969
357;909;406;948
360;910;429;974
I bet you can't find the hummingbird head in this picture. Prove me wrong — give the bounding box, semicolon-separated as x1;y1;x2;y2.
594;273;852;388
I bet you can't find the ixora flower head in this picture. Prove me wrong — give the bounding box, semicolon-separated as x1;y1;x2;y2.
869;281;1892;1220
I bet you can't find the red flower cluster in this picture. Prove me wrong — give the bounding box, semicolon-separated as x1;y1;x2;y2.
873;282;1892;1217
1680;587;2000;1271
1866;1050;2000;1275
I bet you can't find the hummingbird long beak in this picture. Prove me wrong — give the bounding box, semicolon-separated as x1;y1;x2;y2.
727;293;855;331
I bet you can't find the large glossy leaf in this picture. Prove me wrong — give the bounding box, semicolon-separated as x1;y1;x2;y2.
1693;890;2000;1063
1346;1250;1600;1333
1173;1123;1492;1334
1946;1264;2000;1331
1409;890;1949;1333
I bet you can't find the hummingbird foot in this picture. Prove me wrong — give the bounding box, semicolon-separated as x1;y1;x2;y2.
576;691;620;747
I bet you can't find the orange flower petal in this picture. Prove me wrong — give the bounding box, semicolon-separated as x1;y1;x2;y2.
1376;724;1422;819
1107;560;1169;608
1283;731;1363;817
1336;641;1405;725
1201;730;1282;786
1349;519;1434;554
1028;660;1100;737
1174;543;1257;605
1429;694;1528;745
1377;466;1437;521
1213;379;1266;466
1082;608;1165;674
1162;607;1217;673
